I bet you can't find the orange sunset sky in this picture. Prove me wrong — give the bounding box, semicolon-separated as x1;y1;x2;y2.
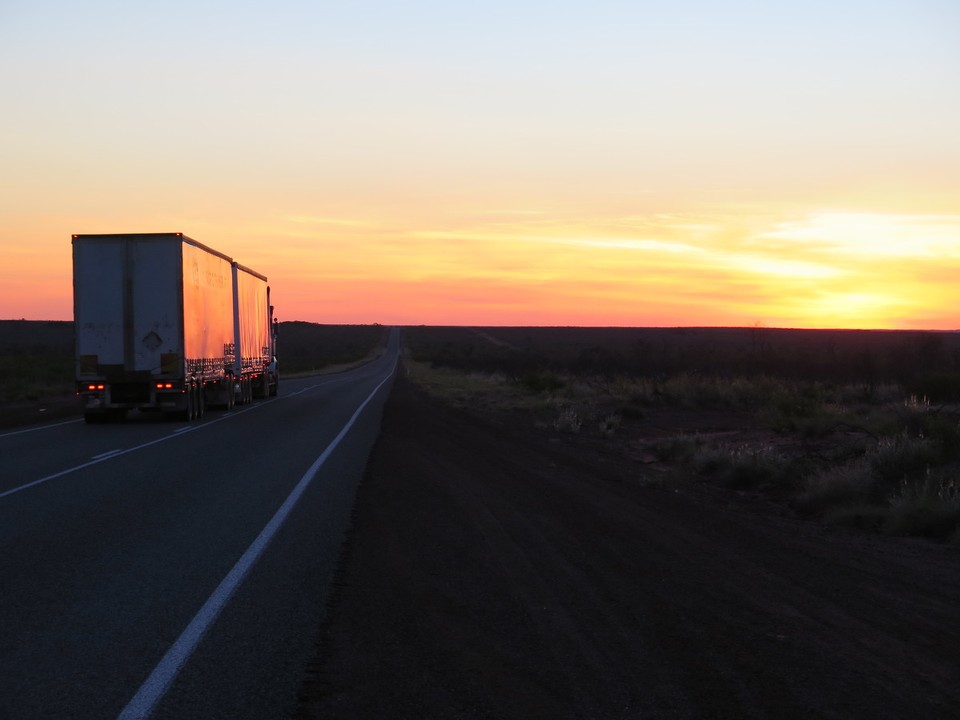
1;1;958;329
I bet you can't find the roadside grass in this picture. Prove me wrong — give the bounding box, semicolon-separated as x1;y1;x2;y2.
405;359;558;416
405;346;960;544
885;471;960;540
0;352;74;401
798;400;960;541
694;442;801;494
0;320;75;402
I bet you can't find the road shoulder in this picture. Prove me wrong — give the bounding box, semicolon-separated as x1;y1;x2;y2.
297;373;960;719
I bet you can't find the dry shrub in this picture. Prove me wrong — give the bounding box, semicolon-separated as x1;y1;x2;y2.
598;413;621;437
695;443;794;491
798;459;875;513
554;406;582;433
870;434;939;488
885;473;960;540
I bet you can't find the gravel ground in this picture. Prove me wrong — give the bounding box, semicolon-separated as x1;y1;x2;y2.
299;373;960;719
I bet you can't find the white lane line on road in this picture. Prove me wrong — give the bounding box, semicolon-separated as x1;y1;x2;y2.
0;365;382;500
0;418;82;439
0;433;179;500
284;376;354;397
0;398;277;501
116;364;396;720
92;449;123;460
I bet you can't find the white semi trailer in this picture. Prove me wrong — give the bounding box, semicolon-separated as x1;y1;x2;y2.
72;232;277;422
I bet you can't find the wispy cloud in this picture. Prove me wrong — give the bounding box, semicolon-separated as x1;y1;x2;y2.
755;212;960;258
720;254;843;279
284;215;374;228
251;206;959;328
548;237;699;253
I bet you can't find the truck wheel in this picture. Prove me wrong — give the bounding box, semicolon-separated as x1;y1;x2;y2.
173;385;195;421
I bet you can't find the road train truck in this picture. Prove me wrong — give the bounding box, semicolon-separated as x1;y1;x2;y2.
72;232;277;423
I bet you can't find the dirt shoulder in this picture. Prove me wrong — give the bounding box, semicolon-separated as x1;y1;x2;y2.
297;372;960;719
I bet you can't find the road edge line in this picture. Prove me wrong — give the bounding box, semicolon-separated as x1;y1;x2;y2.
116;360;396;720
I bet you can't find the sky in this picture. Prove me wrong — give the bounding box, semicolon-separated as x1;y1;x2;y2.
1;0;958;328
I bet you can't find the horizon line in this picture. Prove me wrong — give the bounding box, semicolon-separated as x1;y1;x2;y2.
4;318;958;333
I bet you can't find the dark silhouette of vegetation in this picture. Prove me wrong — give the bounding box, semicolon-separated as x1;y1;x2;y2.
278;322;386;375
405;326;960;543
405;326;960;400
0;320;74;401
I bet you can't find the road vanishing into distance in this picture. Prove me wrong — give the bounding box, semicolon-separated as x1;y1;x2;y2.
0;330;398;719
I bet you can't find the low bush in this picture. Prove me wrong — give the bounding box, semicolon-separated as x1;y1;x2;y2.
870;434;939;489
695;443;795;491
798;459;875;514
598;412;621;437
554;406;582;433
885;473;960;540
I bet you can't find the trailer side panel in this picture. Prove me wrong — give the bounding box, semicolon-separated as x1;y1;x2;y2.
234;264;271;374
182;241;234;377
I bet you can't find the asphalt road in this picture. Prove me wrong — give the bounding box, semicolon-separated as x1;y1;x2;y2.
0;329;398;720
